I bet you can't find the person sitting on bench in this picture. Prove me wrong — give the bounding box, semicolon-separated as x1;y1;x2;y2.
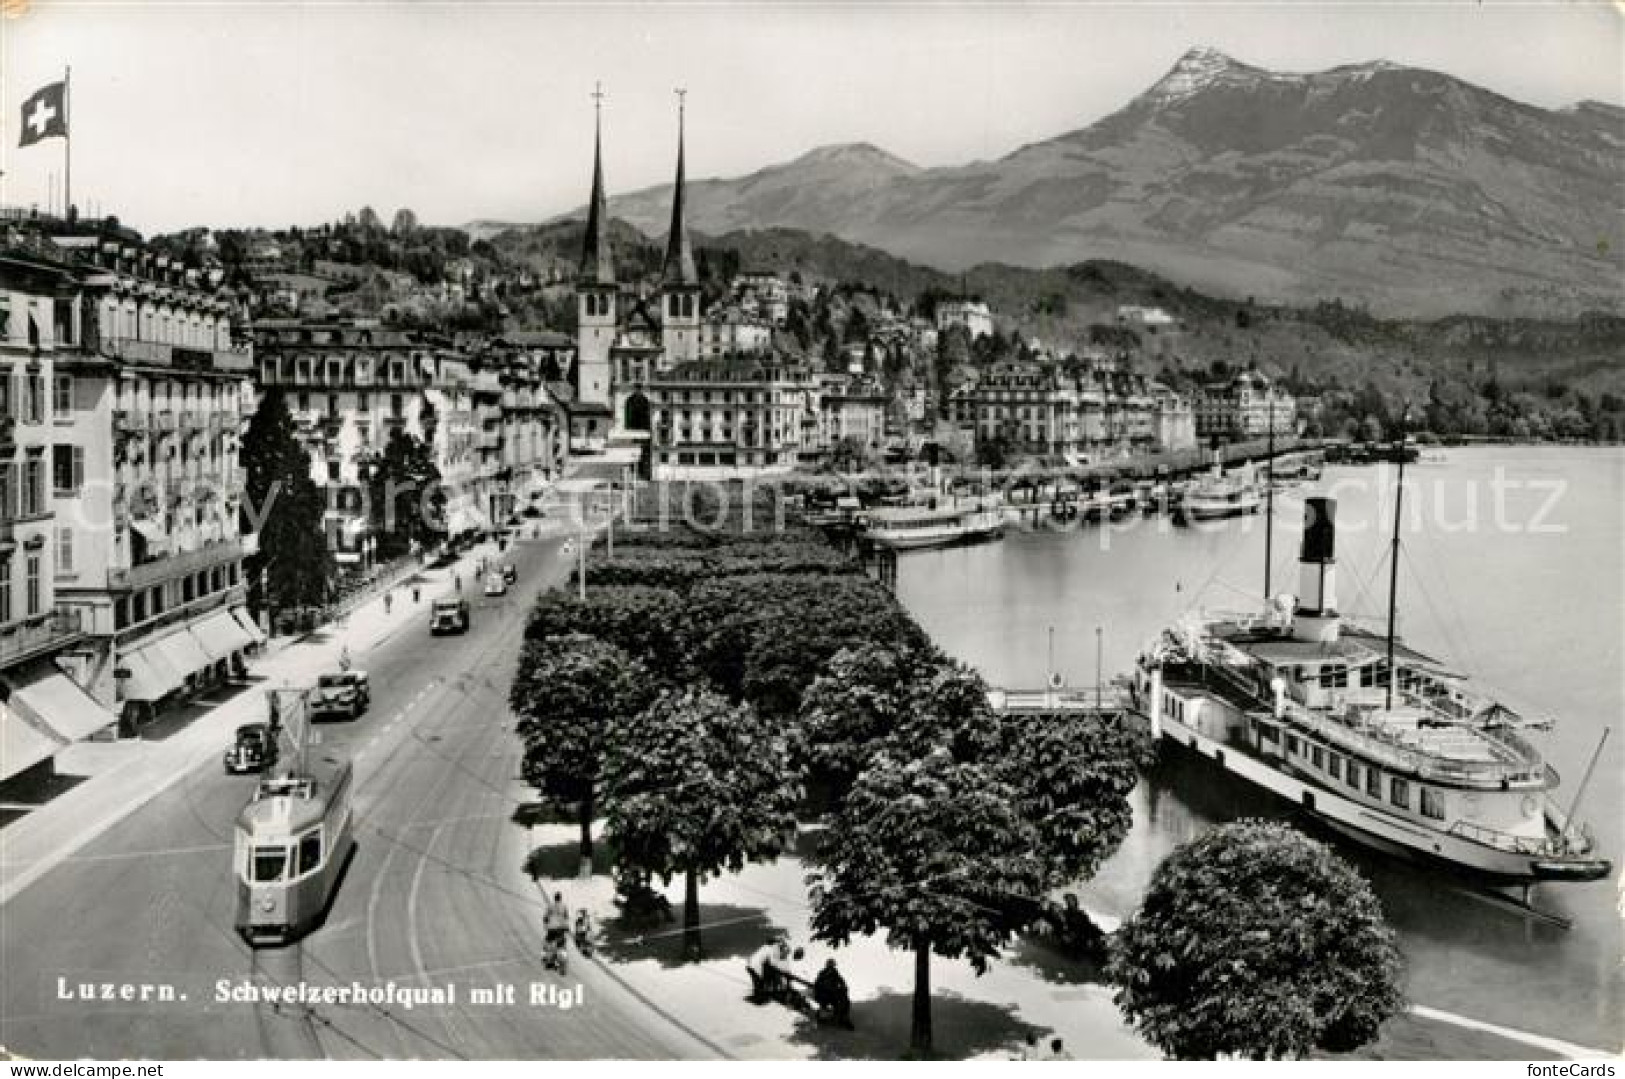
813;958;854;1029
745;938;780;1002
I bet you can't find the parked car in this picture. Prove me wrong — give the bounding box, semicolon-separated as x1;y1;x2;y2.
430;598;470;635
483;571;508;597
502;563;517;585
311;670;371;720
224;722;278;774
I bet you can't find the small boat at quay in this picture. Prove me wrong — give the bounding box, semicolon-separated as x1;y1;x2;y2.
861;502;1006;551
1176;466;1262;522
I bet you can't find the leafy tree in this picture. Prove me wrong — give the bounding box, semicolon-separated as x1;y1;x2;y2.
364;427;445;559
601;686;799;959
510;633;655;868
525;585;688;682
992;709;1153;888
682;573;926;719
1108;819;1403;1060
809;746;1045;1057
240;390;332;622
391;208;419;237
798;643;919;802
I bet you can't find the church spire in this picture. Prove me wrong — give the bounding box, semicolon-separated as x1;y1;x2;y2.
661;88;698;288
578;82;615;286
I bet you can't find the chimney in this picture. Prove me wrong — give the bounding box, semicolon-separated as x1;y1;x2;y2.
1293;496;1340;643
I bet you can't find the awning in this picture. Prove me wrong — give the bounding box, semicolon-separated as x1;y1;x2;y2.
190;609;255;663
6;659;117;743
153;628;213;682
129;520;170;557
231;607;267;645
1;702;65;781
117;642;185;702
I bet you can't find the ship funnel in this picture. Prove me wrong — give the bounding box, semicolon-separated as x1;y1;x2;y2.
1294;497;1340;643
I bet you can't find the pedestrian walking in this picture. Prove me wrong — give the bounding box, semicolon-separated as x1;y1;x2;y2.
384;591;393;615
412;584;421;603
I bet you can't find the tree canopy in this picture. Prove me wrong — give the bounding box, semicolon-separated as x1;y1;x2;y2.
601;686;800;959
240;389;332;616
1108;819;1404;1060
364;427;446;559
511;633;655;866
810;746;1045;1055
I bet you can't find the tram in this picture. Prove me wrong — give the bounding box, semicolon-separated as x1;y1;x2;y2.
233;752;355;945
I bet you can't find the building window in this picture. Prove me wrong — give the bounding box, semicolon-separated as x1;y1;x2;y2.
1390;777;1410;810
55;527;73;574
0;557;10;622
25;554;40;615
1420;788;1445;820
23;459;44;516
326;460;340;482
114;597;129;630
53;374;73;416
52;445;84;494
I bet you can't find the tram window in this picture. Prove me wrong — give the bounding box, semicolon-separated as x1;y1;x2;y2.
1286;734;1301;755
1366;768;1382;799
298;832;323;876
252;845;289;883
1311;746;1324;770
1327;753;1342;780
1420;788;1445;820
1257;725;1278;744
1346;761;1361;790
1390;777;1410;810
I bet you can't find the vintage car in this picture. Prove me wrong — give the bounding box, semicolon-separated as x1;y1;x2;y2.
501;563;517;585
224;722;278;774
430;598;470;635
483;572;508;597
311;670;371;720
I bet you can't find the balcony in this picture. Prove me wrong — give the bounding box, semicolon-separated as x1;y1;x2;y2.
0;609;86;667
102;338;254;374
109;536;244;593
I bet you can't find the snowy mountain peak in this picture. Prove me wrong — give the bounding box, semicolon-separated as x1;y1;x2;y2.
1148;46;1252;101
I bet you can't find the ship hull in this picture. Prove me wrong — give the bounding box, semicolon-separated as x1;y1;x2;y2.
1178;497;1261;522
1155;716;1610;884
864;523;1005;551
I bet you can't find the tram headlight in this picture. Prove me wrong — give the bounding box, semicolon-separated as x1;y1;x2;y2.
259;897;275;912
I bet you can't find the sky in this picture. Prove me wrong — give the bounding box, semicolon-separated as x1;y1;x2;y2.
0;1;1620;236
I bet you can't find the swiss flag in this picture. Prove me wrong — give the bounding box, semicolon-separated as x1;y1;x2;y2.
18;82;67;147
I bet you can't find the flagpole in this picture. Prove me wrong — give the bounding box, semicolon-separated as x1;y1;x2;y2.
63;66;72;215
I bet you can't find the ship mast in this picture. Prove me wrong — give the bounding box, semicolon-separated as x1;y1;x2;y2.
1384;409;1408;711
1263;405;1276;603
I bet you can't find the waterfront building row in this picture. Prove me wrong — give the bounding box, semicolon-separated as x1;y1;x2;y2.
1;218;261;783
948;360;1198;458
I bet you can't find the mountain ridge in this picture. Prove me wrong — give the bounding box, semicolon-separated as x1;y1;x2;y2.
524;47;1623;317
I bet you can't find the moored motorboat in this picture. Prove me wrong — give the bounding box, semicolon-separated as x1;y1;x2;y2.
860;502;1006;551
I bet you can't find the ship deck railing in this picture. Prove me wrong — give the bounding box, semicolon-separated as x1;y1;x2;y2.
1447;817;1557;857
1162;660;1547;787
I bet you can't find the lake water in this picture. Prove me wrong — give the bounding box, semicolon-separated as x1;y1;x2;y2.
895;445;1624;1052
